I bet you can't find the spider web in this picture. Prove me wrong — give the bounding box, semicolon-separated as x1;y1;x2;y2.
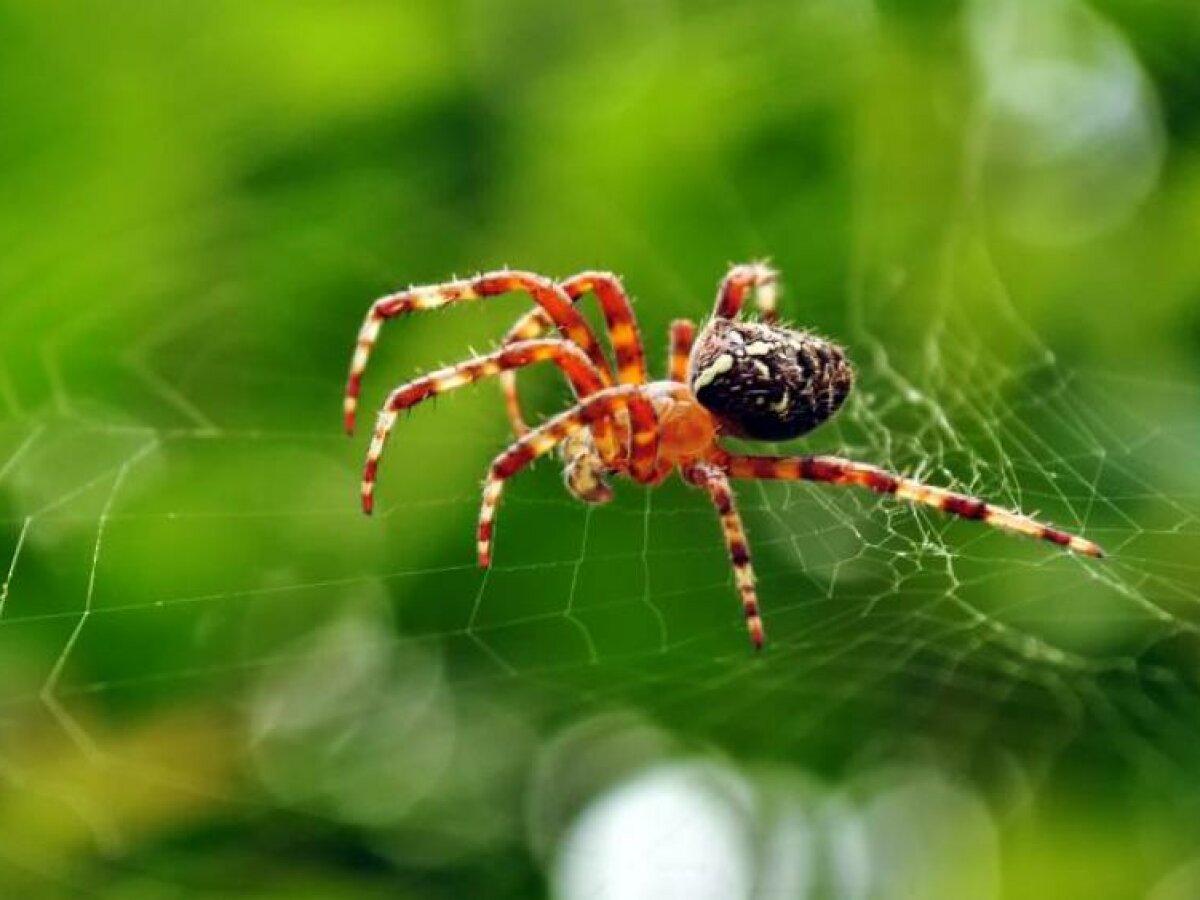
1;225;1197;877
1;0;1199;891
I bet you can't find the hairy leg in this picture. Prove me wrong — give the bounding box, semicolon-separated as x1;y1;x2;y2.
360;340;610;514
668;318;697;382
345;271;613;434
719;453;1104;557
498;309;555;436
713;262;779;322
560;272;648;385
498;272;649;435
476;384;679;566
685;462;764;649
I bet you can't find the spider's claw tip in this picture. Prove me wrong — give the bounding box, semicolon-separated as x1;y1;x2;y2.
749;623;765;652
1069;535;1105;558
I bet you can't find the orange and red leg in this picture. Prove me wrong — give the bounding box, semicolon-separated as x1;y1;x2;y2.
559;272;648;385
718;453;1104;557
498;309;555;436
668;319;697;383
498;272;648;435
713;262;779;322
360;340;609;514
477;384;675;567
685;462;764;650
345;271;613;435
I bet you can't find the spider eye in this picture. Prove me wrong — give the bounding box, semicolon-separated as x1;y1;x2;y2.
690;320;854;441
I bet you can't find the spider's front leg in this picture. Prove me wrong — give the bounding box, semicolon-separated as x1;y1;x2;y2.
718;452;1105;558
498;272;648;436
561;271;649;385
498;308;554;436
476;384;675;567
345;271;613;434
360;340;609;514
684;462;764;650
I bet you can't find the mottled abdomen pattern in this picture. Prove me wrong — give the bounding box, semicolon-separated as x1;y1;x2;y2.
690;319;854;441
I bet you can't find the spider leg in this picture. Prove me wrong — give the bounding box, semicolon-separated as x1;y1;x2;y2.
477;384;677;567
718;453;1105;558
684;462;764;650
345;271;613;434
361;340;609;514
668;318;697;382
498;272;649;436
560;272;649;385
713;262;779;322
498;308;555;436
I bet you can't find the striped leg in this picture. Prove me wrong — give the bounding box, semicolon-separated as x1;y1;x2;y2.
345;271;613;434
668;319;697;382
498;272;649;436
560;272;648;385
498;309;555;436
713;262;779;322
685;463;764;650
560;272;659;474
477;385;670;567
719;453;1105;558
361;341;608;514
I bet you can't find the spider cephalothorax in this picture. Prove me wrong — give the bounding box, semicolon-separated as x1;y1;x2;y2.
344;262;1104;651
690;318;854;441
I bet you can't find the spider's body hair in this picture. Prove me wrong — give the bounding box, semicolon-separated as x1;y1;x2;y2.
689;318;854;441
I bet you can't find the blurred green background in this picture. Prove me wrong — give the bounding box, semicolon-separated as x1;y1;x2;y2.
2;1;1199;897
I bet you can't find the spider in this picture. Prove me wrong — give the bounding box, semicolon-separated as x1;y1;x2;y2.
344;263;1104;650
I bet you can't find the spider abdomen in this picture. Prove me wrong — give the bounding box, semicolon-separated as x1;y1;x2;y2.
690;319;854;441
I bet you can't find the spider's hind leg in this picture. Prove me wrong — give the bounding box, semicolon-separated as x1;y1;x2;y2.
713;262;779;322
721;453;1105;558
